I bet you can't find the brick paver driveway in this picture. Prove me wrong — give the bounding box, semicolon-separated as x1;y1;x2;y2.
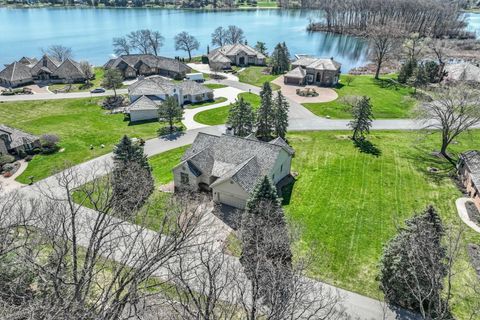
272;75;338;104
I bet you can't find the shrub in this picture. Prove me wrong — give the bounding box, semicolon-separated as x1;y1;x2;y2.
3;171;12;178
157;125;184;136
3;163;16;173
201;55;209;64
24;155;34;162
0;154;15;166
40;134;60;147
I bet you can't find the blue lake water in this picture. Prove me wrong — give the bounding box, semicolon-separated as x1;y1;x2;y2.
0;8;478;71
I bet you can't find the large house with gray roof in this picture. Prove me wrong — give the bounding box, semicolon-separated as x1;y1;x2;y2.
284;55;341;87
173;133;294;209
0;125;40;156
0;55;88;88
104;54;192;80
125;76;213;122
458;150;480;211
208;43;266;70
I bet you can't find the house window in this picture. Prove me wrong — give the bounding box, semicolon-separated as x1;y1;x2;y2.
180;173;189;184
272;174;275;180
281;164;283;172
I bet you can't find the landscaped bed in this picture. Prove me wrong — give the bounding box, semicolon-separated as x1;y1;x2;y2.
184;97;227;109
302;74;416;119
285;130;480;318
48;67;106;93
0;97;161;183
193;92;260;125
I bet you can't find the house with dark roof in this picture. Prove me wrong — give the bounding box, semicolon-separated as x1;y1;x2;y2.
0;125;40;156
173;133;294;209
458;150;480;211
104;54;192;80
0;55;88;88
125;76;213;122
207;43;266;70
284;55;341;87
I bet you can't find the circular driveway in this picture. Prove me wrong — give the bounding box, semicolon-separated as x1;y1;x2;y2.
272;75;338;104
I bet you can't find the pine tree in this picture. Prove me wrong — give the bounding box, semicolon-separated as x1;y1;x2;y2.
112;135;154;217
240;176;292;310
158;96;183;133
397;58;417;84
256;82;274;141
272;91;289;139
227;97;255;137
379;206;449;317
271;42;290;75
348;96;373;142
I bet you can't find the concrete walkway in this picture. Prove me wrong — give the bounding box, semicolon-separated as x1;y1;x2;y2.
272;75;338;104
0;160;28;194
182;86;243;130
187;63;240;81
455;198;480;233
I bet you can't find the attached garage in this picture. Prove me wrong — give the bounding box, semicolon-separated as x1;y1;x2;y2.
218;192;247;209
125;96;159;123
284;67;306;86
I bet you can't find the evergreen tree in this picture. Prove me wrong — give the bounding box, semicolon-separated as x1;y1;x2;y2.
408;63;428;93
271;42;290;75
112;135;154;217
348;96;373;142
379;206;449;317
423;60;441;83
397;59;417;84
240;176;292;310
158;96;183;133
256;82;274;141
254;41;268;56
272;91;289;139
227;97;255;137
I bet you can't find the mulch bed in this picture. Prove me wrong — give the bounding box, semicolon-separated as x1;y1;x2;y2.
466;201;480;226
467;243;480;280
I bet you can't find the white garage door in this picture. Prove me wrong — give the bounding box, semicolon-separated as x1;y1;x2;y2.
130;109;158;122
219;193;246;209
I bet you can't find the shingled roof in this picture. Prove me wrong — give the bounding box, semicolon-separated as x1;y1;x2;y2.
284;66;307;79
53;58;86;80
125;95;160;112
176;133;293;193
460;150;480;188
0;124;39;149
0;61;33;83
292;56;341;71
104;54;191;75
129;76;212;97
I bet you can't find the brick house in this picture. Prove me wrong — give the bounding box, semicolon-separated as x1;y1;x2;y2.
458;150;480;210
284;55;341;87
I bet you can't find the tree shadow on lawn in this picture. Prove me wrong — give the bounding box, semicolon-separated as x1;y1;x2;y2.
354;139;382;157
406;144;458;184
127;118;158;126
373;78;401;90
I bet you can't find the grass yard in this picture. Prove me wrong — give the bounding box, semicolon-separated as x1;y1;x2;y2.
48;67;106;93
193;92;260;125
0;98;162;183
285;130;480;318
302;75;416;119
149;145;189;185
185;97;227;109
204;83;228;89
237;66;281;90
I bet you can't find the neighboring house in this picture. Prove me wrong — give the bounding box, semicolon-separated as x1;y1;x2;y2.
208;43;266;69
173;133;295;209
444;62;480;83
284;55;341;87
104;54;192;80
0;55;88;88
458;150;480;211
125;76;213;122
0;124;40;156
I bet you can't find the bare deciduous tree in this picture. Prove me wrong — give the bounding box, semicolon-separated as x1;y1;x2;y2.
79;61;94;84
113;36;131;56
175;31;200;61
416;85;480;164
368;25;402;79
43;44;73;62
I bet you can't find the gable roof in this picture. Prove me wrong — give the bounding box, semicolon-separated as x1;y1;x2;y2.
104;54;191;74
18;57;38;67
177;133;293;193
0;61;33;83
31;55;61;75
211;43;266;59
129;76;212;97
292;56;341;71
460;150;480;188
125;95;160;112
284;66;307;79
208;51;232;64
0;124;39;149
53;58;86;80
445;63;480;82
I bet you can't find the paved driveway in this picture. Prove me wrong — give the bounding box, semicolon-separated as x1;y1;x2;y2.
272;75;338;104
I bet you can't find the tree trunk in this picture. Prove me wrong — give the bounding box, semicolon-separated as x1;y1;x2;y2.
440;140;455;165
375;60;382;79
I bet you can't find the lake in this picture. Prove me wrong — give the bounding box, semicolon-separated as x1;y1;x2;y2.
0;8;478;71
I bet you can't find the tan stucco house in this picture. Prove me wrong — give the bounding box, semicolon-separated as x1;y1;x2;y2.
284;55;341;87
125;76;213;122
458;150;480;211
208;43;266;70
173;133;295;209
0;124;40;156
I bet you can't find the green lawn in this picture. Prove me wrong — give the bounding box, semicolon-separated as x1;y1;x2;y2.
48;67;105;93
284;130;480;317
302;75;416;119
185;97;227;109
237;66;280;90
0;98;162;183
204;83;228;89
149;145;189;185
193;92;260;125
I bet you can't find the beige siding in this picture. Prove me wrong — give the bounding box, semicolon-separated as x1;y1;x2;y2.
130;109;158;122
